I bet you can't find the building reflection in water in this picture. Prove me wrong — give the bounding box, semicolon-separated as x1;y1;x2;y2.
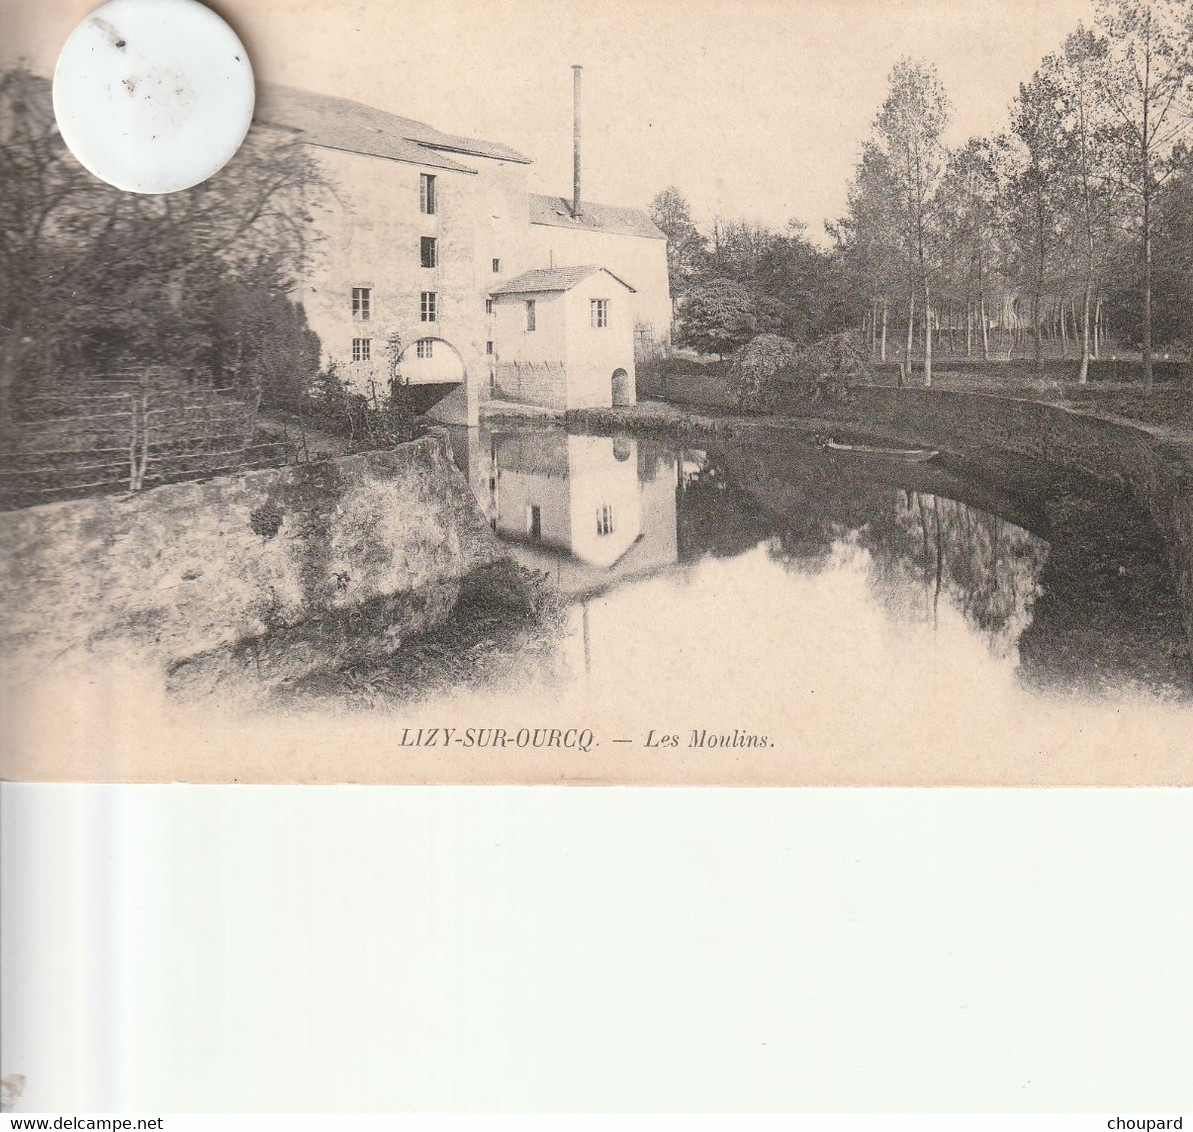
444;425;681;596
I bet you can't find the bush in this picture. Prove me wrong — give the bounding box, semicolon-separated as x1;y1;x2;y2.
730;333;801;409
300;363;423;449
771;329;871;407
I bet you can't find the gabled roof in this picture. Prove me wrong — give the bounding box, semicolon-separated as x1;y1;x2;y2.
529;194;664;239
253;84;533;172
490;265;637;296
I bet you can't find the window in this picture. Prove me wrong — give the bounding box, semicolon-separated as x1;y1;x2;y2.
485;299;493;315
420;292;438;322
420;173;436;215
596;505;615;536
525;299;536;332
485;340;494;355
351;287;371;321
416;338;434;359
590;299;609;328
420;237;437;268
352;338;371;362
492;257;501;274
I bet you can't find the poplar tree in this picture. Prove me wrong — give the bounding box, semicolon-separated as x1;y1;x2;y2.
873;57;952;388
1092;0;1193;389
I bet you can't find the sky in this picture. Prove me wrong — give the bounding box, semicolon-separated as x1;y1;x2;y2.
3;0;1101;241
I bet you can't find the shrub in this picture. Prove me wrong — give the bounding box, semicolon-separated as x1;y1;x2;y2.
300;362;423;449
730;333;801;409
771;329;871;406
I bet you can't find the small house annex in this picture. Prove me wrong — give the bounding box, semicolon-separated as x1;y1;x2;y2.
490;266;637;411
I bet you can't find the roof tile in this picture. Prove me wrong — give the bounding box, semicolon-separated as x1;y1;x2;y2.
491;265;636;295
528;193;664;239
253;83;532;171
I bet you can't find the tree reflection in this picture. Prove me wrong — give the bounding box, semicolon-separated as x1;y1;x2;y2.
858;490;1048;654
679;443;1049;657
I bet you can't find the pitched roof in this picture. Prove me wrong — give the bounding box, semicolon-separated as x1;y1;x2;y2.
529;193;664;239
491;265;637;296
253;84;532;172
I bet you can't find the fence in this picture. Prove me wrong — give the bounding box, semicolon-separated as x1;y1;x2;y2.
1;373;297;511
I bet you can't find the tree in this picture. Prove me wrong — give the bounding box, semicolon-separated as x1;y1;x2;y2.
649;185;707;334
0;66;328;416
208;282;323;410
1092;0;1193;388
831;142;907;364
701;216;850;344
938;138;1001;361
1054;26;1117;381
1003;67;1071;370
1151;143;1193;349
680;278;774;358
873;57;952;388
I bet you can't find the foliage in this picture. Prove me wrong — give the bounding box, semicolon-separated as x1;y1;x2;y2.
300;363;423;449
1002;65;1072;368
649;185;853;355
208;284;322;410
785;330;871;402
729;333;801;408
679;277;774;358
1151;146;1193;347
1094;0;1192;379
875;56;953;385
0;66;328;414
649;186;708;305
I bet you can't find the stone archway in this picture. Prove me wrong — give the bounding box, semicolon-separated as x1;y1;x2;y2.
397;336;467;386
611;367;632;407
396;337;470;421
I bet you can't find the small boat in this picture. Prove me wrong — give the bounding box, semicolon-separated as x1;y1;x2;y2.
823;439;940;463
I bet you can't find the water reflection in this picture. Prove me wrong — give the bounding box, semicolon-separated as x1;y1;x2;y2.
439;423;1188;702
446;426;678;596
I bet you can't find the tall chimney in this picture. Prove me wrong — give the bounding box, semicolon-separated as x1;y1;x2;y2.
572;64;582;218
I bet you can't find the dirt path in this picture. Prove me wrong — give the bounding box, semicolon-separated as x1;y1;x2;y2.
255;411;354;460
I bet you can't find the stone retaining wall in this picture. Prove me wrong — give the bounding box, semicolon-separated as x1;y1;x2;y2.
0;435;507;689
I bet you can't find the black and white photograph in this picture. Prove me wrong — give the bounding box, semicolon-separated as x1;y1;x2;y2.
1;0;1191;784
3;0;1193;1120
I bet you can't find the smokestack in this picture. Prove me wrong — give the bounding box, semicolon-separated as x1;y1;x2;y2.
572;64;582;218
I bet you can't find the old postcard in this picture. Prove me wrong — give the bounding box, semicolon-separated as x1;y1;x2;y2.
1;0;1190;784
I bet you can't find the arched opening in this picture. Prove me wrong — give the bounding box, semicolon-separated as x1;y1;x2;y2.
395;337;468;419
611;367;632;407
397;337;467;386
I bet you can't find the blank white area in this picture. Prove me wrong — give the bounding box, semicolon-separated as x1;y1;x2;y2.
2;785;1191;1113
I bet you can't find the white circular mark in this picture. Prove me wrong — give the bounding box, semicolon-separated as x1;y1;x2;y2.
52;0;255;194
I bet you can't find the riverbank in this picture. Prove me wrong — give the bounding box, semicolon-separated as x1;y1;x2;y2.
0;435;515;701
567;389;1193;665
